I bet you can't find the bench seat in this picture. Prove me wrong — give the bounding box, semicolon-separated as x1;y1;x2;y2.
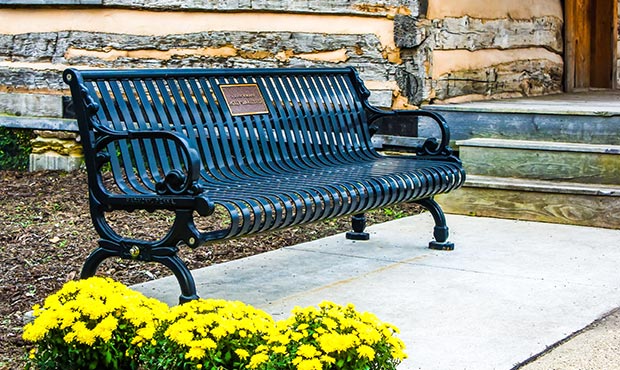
203;156;463;240
64;67;465;302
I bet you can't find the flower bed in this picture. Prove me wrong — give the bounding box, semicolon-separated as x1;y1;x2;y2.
23;277;407;369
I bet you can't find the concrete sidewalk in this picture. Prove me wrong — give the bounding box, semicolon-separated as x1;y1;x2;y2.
133;214;620;370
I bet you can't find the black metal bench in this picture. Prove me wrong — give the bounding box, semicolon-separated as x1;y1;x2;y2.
63;67;466;303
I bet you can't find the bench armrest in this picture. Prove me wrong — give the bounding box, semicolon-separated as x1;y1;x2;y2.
367;108;454;158
93;129;203;195
88;128;214;216
92;130;215;216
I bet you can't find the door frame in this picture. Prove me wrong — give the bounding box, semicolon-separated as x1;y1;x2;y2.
564;0;618;91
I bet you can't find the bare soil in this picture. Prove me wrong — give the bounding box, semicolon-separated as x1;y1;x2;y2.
0;169;421;369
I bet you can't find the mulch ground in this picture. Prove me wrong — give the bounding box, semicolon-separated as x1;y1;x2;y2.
0;169;421;368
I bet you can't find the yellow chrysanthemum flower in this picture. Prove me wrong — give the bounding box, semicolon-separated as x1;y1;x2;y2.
296;343;321;359
235;348;250;360
357;344;376;360
293;357;323;370
248;353;269;369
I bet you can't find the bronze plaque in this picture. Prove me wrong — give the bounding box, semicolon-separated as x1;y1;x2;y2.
219;83;269;116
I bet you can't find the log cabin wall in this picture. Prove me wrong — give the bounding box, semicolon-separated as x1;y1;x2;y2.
418;0;565;103
0;0;419;126
0;0;571;120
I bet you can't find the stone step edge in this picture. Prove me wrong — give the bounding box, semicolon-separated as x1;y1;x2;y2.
463;175;620;197
456;138;620;154
424;102;620;117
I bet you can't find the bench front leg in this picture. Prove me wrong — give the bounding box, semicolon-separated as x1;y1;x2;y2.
153;254;200;303
80;241;121;279
82;205;202;304
413;197;455;251
79;239;200;304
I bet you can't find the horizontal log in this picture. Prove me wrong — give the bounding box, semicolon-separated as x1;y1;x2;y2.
100;0;420;17
459;140;620;185
432;16;563;53
422;108;620;145
2;31;387;63
433;58;563;100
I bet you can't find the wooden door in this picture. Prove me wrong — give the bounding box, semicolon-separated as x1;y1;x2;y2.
564;0;618;91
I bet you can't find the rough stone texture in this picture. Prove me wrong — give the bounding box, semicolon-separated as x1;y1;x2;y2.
433;58;563;102
29;153;83;172
102;0;422;17
30;133;81;156
0;67;66;92
0;93;61;117
1;31;396;103
394;15;429;48
11;33;60;62
393;11;564;103
432;16;563;53
28;130;83;171
396;48;433;105
57;31;387;65
393;18;435;105
414;16;563;101
34;130;79;140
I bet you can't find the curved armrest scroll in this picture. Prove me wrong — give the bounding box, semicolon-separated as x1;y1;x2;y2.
94;129;203;196
368;108;454;157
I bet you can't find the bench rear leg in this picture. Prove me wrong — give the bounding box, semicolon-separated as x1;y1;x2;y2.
346;213;370;241
413;198;455;251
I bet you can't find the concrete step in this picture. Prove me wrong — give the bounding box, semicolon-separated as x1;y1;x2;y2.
423;103;620;145
438;175;620;229
457;138;620;185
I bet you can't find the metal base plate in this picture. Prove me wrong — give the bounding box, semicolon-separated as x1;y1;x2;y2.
346;232;370;241
429;240;454;251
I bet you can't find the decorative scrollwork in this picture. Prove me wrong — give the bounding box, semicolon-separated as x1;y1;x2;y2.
156;169;188;195
416;137;454;157
80;84;100;114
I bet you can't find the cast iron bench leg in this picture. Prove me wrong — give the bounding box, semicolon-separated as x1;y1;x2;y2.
154;254;200;304
80;244;119;279
346;213;370;240
80;241;199;304
413;197;455;251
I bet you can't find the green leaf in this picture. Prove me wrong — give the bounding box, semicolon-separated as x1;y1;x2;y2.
104;350;112;365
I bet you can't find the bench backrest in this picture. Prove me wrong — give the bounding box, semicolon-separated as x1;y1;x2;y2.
65;68;378;192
